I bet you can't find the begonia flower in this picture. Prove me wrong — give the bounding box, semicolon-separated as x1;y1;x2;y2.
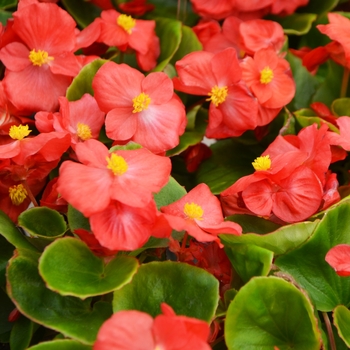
35;94;105;148
270;0;309;16
189;0;235;20
57;139;171;217
94;303;211;350
240;48;296;109
325;244;350;277
161;183;242;245
92;61;186;154
118;0;155;16
173;48;259;138
97;9;159;71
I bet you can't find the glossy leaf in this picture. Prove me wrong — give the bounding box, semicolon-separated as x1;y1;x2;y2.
113;261;219;322
39;237;139;299
0;287;14;338
61;0;101;27
225;244;273;283
66;59;106;101
196;138;263;194
275;202;350;311
0;235;14;286
332;98;350;117
0;0;16;10
225;276;322;350
301;0;339;15
10;316;33;350
67;205;90;233
274;13;317;35
334;305;350;347
221;221;318;256
152;18;182;72
7;248;112;345
0;10;12;24
27;340;92;350
0;211;37;252
225;215;280;234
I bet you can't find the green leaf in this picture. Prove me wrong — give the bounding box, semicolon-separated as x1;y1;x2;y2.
66;59;106;101
171;25;202;64
61;0;101;27
294;111;339;132
0;234;14;286
225;244;273;283
225;215;281;234
7;249;112;345
334;305;350;347
275;202;350;311
225;276;322;350
39;237;139;299
0;10;12;24
152;18;182;72
18;207;67;250
0;287;15;337
286;52;320;111
221;221;318;256
113;261;219;322
0;210;37;252
67;205;90;233
10;316;33;350
0;0;16;10
27;340;92;350
301;0;339;15
153;176;186;210
196;138;263;194
273;13;317;35
332;98;350;117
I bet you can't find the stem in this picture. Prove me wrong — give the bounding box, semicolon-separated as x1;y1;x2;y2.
22;180;39;207
181;232;189;250
176;0;181;20
340;67;349;98
323;312;336;350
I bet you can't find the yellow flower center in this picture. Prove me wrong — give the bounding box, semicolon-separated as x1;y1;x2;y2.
252;155;271;171
117;14;136;34
207;85;228;107
260;66;274;84
29;49;54;67
183;202;204;220
132;92;151;113
106;153;128;176
76;122;92;141
9;124;32;140
9;184;28;205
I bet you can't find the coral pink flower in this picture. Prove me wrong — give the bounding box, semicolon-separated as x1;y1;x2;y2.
190;0;235;20
94;303;211;350
173;48;259;138
0;2;84;114
35;94;105;147
57;139;171;217
240;48;296;109
325;244;350;277
92;61;186;154
270;0;309;16
97;9;159;71
161;183;242;245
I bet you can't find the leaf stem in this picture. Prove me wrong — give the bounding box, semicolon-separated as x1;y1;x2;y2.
323;312;336;350
22;180;39;207
340;67;349;98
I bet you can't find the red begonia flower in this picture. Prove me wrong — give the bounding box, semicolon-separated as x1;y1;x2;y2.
325;244;350;277
161;183;242;245
189;0;235;20
270;0;309;16
94;303;210;350
240;48;296;109
173;48;259;138
57;139;171;217
118;0;155;16
92;61;186;154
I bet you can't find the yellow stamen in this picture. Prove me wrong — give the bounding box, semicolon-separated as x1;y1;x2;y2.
9;124;32;140
9;184;28;205
252;155;271;171
117;14;136;34
106;153;128;176
29;49;54;66
184;202;204;220
207;85;228;107
260;66;274;84
76;122;92;141
132;92;151;113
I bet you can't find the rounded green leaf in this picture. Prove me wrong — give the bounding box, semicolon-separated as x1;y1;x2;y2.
334;305;350;347
113;261;219;322
10;316;33;350
27;340;92;350
225;215;281;234
67;205;90;233
7;249;112;345
66;59;106;101
39;237;139;299
225;276;322;350
332;98;350;117
225;244;273;283
61;0;101;27
153;176;186;210
275;202;350;311
273;13;317;35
